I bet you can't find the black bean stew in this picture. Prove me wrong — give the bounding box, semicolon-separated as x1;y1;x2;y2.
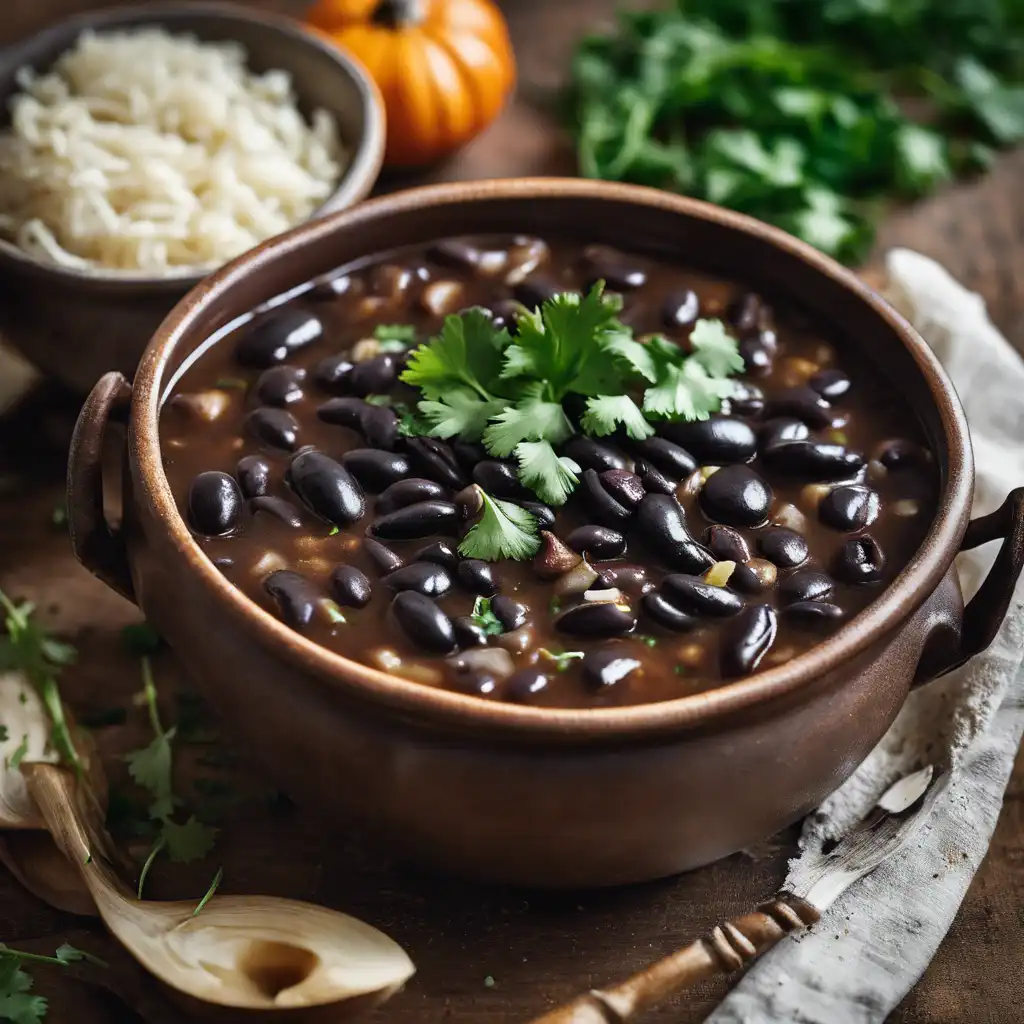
159;235;936;708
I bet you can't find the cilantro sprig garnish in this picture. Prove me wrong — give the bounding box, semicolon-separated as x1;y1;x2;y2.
0;943;104;1024
125;658;217;895
400;284;742;537
469;597;506;636
0;590;81;776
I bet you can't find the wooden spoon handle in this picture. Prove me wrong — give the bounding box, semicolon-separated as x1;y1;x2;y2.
528;895;819;1024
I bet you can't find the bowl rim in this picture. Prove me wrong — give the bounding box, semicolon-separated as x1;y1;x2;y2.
0;0;386;289
131;177;974;741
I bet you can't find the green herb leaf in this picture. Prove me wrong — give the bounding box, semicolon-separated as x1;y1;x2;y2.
214;377;248;390
193;867;223;916
581;395;654;440
689;320;745;379
0;958;47;1024
162;816;218;864
121;621;162;658
538;649;585;671
458;490;540;562
54;945;106;969
418;388;507;442
514;442;581;506
482;385;575;457
643;357;735;421
470;597;505;636
9;734;29;771
136;834;167;899
373;323;417;343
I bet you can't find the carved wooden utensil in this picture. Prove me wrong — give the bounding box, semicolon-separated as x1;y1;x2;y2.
530;766;945;1024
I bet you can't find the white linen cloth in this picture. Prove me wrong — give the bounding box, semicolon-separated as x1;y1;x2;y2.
709;250;1024;1024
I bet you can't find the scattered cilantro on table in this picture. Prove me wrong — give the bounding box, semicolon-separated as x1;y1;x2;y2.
0;589;81;775
398;284;743;559
0;943;104;1024
567;0;1024;262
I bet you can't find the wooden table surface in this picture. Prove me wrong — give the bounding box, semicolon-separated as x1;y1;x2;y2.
1;2;1023;1022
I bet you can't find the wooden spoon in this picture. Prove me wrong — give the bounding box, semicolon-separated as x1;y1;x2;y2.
22;762;415;1016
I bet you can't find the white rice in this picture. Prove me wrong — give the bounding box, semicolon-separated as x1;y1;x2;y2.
0;28;345;273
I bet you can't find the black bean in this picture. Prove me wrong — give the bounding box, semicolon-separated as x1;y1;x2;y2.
370;263;415;298
878;439;930;471
518;501;556;530
779;570;833;604
730;559;777;595
765;387;834;428
288;450;366;526
362;537;404;575
635;493;715;573
457;559;500;597
188;471;242;536
370;500;458;540
429;239;489;272
632;437;697;479
724;382;766;419
488;299;523;333
739;337;773;376
662;289;700;329
761;441;864;480
264;570;320;629
819;485;880;532
581;244;647;290
582;649;642;688
661;417;757;464
720;604;777;677
312;354;355;394
566;525;626;559
580;469;633;528
599;469;645;510
317;396;368;429
376;479;450;515
728;293;771;335
563;436;630;473
513;275;559;310
756;527;809;568
704;525;750;562
641;592;697;632
452;440;488;471
786;601;845;629
491;595;528;631
236;455;271;498
453;615;488;648
506;668;550;702
556;601;637;637
700;465;772;527
450;668;500;698
340;448;412;492
633;458;676;495
662;575;744;617
809;369;851;401
250;495;302;529
405;437;468;489
473;460;529;499
596;564;651;595
361;405;399;450
309;272;356;301
245;407;300;451
330;565;372;608
834;535;886;585
382;561;452;597
411;540;460;569
454;484;484;522
235;308;322;368
350;354;398;396
390;591;456;653
254;365;306;407
758;417;810;449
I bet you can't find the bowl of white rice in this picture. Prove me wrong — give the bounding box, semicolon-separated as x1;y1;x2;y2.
0;2;385;392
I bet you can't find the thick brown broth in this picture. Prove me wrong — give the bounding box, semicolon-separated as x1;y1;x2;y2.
160;235;936;708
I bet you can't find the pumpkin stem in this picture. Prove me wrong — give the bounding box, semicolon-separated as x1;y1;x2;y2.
373;0;426;29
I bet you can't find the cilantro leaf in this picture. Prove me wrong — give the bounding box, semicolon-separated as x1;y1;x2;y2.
482;384;575;457
538;649;586;671
162;816;218;864
458;490;540;562
125;733;176;820
401;308;509;402
581;395;654;440
469;597;505;636
689;320;745;378
514;441;581;506
643;357;734;421
193;867;224;916
373;323;417;343
9;734;29;771
417;388;506;441
0;964;46;1024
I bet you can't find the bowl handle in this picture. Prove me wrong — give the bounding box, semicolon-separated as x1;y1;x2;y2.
915;487;1024;683
67;371;135;604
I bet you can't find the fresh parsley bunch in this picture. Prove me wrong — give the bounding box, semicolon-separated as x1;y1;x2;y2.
568;1;1024;263
399;284;742;560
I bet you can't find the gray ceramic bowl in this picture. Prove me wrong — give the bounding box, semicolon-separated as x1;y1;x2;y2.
0;2;385;393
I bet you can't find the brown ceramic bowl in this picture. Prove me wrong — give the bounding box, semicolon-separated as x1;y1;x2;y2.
0;2;385;394
68;179;1024;888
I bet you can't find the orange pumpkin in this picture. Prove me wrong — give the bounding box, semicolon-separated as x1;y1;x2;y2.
306;0;516;167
